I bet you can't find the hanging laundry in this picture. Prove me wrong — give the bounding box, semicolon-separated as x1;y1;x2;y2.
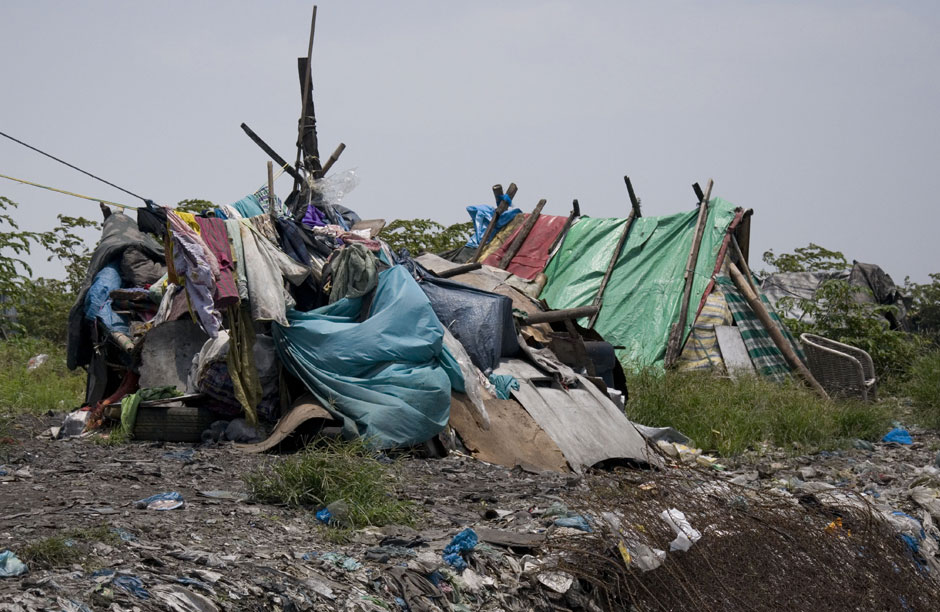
223;219;249;301
329;243;379;303
195;217;239;309
240;222;310;326
167;213;221;337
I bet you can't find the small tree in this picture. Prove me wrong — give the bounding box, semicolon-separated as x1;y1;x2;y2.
381;219;473;255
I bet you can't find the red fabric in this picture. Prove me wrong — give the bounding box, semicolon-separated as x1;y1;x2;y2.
195;217;239;309
482;215;567;280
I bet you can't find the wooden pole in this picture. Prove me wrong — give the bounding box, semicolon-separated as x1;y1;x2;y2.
498;198;546;269
241;123;302;182
292;5;319;192
548;199;580;254
523;305;599;325
435;262;482;278
472;183;516;262
664;179;713;366
728;262;829;398
267;161;276;222
586;176;643;329
316;142;346;178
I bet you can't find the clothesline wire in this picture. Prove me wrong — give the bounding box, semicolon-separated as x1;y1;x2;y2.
0;161;293;213
0;172;135;209
0;129;148;202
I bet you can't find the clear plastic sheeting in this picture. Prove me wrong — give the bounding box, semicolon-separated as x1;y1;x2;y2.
540;199;739;368
273;266;464;449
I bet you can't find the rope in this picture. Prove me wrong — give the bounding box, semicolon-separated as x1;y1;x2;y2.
0;172;135;209
0;129;147;202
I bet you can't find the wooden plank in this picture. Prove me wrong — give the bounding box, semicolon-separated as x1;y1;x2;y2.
728;262;829;398
665;179;713;366
715;325;755;379
498;199;546;269
240;123;302;182
474;527;545;550
435;262;481;278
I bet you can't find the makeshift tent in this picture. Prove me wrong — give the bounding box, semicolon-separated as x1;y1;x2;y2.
540;199;739;368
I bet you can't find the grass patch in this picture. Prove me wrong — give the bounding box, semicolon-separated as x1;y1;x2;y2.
244;438;415;529
904;350;940;429
19;526;118;569
91;427;130;446
625;369;892;456
0;338;85;414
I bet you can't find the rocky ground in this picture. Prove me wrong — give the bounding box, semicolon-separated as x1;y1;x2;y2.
2;413;940;611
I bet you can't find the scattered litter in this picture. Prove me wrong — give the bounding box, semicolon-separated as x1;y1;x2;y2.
0;550;28;577
58;410;91;438
168;549;233;568
162;448;196;462
110;527;137;541
443;528;478;571
316;552;362;571
537;571;573;593
553;515;592;533
135;491;185;510
151;583;220;612
883;428;913;445
660;508;701;552
112;573;151;600
26;353;49;371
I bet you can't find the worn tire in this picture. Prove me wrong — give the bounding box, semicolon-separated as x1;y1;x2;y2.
133;405;218;443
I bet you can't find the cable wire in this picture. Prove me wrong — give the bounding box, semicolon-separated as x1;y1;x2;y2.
0;172;134;209
0;129;146;202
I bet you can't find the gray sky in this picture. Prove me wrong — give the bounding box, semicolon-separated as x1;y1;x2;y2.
1;0;938;282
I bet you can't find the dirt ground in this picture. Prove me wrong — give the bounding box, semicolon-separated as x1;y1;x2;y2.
2;413;940;611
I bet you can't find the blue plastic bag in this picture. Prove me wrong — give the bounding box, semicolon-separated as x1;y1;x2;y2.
134;491;184;510
442;528;478;571
0;550;27;577
882;428;913;445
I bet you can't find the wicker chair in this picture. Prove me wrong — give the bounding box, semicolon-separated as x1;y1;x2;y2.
800;333;877;401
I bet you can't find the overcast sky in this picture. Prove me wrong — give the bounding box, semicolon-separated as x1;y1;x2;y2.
1;1;937;282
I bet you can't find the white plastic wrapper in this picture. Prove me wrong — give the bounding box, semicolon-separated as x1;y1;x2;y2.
442;327;491;430
661;508;702;552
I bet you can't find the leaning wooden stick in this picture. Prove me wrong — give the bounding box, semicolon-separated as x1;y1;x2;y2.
316;142;346;178
728;262;829;398
664;179;713;366
498;198;546;269
586;176;643;329
241;123;302;182
548;199;581;254
472;183;517;262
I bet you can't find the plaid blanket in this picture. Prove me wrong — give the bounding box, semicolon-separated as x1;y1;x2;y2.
716;276;806;382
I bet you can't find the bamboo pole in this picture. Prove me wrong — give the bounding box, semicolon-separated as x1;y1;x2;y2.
728;262;829;398
316;142;346;178
664;179;713;366
524;305;599;325
498;198;546;269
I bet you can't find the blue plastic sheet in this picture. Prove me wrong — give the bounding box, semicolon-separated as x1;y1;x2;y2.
0;550;28;577
273;266;464;448
442;528;478;571
464;204;522;248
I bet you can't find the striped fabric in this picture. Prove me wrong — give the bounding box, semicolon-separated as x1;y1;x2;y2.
716;276;806;382
677;288;733;372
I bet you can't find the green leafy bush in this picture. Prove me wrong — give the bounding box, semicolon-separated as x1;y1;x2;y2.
905;273;940;346
382;219;473;255
904;350;940;428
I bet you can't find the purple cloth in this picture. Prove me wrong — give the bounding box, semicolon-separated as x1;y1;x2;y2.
302;205;328;228
167;214;220;337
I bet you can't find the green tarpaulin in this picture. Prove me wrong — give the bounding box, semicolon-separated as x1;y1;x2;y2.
540;199;739;369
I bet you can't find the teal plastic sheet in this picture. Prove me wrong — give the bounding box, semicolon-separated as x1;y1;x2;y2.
540;199;739;369
273;266;464;448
